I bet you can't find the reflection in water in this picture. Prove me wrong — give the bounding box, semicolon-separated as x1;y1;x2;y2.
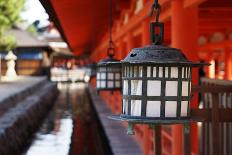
24;83;101;155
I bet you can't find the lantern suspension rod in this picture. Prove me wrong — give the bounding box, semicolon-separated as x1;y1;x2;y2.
149;0;164;45
107;0;115;57
150;0;161;22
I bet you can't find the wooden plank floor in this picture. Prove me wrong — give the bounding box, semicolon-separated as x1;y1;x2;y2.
88;86;143;155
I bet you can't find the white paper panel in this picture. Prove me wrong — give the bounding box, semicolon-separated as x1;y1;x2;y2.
147;80;161;96
123;99;128;114
108;81;114;88
139;66;143;77
181;101;188;116
131;100;141;116
171;67;178;78
165;67;169;77
182;67;185;78
130;66;133;77
131;80;142;95
108;73;114;80
147;66;151;77
97;81;100;88
182;81;189;96
166;81;178;96
100;67;106;72
97;73;100;79
134;66;138;77
153;67;157;77
123;80;128;95
115;73;120;80
146;101;161;117
115;81;121;88
159;67;163;77
165;101;177;117
101;73;106;79
101;81;106;88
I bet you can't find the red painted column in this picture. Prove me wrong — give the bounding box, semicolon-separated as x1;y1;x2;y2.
171;0;199;155
142;18;151;155
224;47;231;80
127;31;134;55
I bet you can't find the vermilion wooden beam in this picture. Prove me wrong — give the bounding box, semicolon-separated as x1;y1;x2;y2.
199;40;232;51
183;0;207;8
92;0;171;56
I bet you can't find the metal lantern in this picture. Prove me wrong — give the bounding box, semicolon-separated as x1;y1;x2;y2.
96;50;122;92
110;0;208;134
96;0;122;93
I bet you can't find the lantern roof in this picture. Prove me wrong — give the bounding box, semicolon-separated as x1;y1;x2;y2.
122;44;208;67
97;56;121;66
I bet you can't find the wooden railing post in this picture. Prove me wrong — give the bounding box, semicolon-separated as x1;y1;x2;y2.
212;93;220;155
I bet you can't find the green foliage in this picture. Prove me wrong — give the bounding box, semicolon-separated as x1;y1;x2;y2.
0;34;16;51
0;0;25;51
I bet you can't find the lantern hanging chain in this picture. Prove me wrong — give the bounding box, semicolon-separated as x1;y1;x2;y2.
108;0;114;57
150;0;161;22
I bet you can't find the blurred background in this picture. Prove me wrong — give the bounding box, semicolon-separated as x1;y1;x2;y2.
0;0;231;155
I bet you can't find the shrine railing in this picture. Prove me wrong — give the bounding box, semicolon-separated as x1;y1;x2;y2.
192;78;232;155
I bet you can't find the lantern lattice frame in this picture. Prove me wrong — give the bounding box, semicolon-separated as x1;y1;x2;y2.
96;56;122;92
110;45;207;125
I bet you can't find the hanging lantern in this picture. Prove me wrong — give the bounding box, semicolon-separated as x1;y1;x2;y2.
110;0;208;133
96;0;122;93
96;47;122;92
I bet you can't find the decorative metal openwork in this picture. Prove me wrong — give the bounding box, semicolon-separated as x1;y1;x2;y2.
96;0;122;93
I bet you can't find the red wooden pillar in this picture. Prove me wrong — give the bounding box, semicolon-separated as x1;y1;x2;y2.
142;18;151;155
171;0;199;155
224;47;231;80
127;31;134;55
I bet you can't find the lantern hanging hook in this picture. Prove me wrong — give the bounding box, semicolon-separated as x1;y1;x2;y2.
150;0;161;22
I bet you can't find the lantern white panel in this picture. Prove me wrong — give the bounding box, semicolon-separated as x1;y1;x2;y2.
127;66;130;76
123;80;128;95
166;81;178;96
146;101;161;117
165;101;177;117
100;67;106;72
131;80;142;95
159;67;163;77
101;81;106;88
134;66;138;77
147;80;161;96
153;67;157;77
97;81;100;88
115;81;121;88
165;67;169;78
147;66;151;77
130;66;133;77
108;81;114;88
182;67;185;78
138;66;143;77
181;101;188;116
131;100;141;116
171;67;178;78
115;73;120;80
108;73;114;80
182;81;189;96
101;73;106;79
97;73;100;79
123;99;128;114
124;67;126;76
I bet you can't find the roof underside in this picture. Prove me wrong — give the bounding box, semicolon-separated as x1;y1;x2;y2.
40;0;232;56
